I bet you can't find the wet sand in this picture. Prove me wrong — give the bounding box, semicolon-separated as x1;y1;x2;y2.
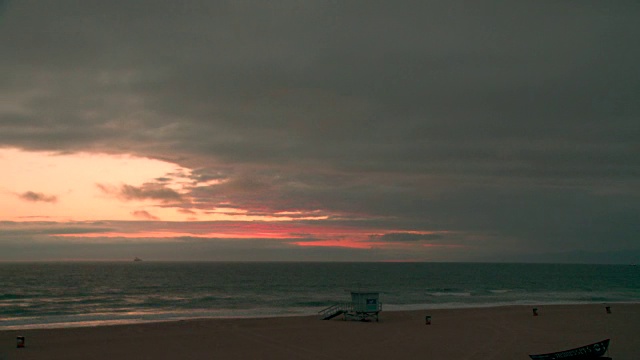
2;304;638;359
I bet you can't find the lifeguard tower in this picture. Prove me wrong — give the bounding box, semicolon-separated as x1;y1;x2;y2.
319;291;382;322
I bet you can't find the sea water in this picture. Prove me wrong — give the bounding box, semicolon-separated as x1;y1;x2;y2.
1;262;638;330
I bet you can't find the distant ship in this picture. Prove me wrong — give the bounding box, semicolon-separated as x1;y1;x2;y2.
133;257;143;262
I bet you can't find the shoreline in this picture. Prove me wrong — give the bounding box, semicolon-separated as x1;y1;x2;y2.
3;300;640;331
2;303;638;359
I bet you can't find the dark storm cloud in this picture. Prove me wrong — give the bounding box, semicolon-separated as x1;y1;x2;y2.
369;233;445;243
1;0;639;261
17;191;58;203
0;221;114;240
96;183;183;203
0;235;384;262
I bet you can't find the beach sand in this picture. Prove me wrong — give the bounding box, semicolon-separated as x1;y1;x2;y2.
2;304;638;359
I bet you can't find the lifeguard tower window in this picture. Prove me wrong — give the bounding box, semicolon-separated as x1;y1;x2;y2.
350;291;381;321
366;298;377;310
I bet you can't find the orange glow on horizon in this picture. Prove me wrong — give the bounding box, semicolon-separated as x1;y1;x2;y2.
48;224;457;250
0;148;336;224
0;148;187;221
53;231;306;240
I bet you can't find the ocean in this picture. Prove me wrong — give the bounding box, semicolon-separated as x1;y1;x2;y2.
1;262;638;330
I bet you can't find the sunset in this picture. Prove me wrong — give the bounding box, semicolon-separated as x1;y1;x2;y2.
1;1;639;264
1;1;639;358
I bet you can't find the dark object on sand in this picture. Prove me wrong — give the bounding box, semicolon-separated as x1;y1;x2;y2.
529;339;610;359
17;336;25;348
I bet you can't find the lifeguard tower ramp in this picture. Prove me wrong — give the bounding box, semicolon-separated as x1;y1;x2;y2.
319;291;382;322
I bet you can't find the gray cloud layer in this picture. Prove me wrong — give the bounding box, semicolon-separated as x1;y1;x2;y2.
1;1;639;262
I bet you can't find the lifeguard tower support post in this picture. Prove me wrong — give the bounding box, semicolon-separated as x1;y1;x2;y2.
319;291;382;322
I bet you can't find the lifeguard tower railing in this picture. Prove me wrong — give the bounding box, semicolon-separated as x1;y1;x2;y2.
319;302;353;320
319;302;382;321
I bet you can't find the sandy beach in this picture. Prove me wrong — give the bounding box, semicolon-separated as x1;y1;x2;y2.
1;304;638;360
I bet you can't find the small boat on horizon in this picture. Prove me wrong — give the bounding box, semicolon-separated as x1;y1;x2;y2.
133;257;143;262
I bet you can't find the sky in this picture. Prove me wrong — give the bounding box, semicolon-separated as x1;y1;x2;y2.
1;1;639;263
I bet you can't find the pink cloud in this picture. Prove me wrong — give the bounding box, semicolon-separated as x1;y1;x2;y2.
131;210;159;220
